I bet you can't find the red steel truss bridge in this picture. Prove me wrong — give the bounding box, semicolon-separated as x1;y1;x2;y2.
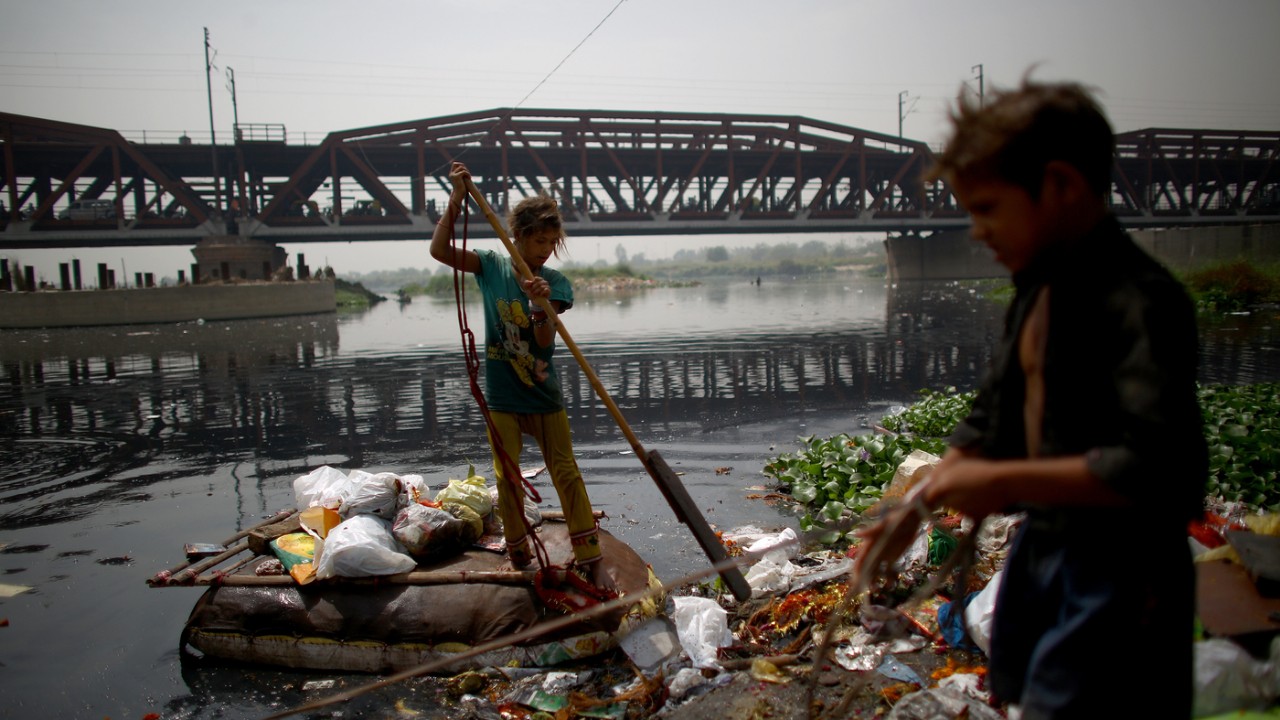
2;108;1278;249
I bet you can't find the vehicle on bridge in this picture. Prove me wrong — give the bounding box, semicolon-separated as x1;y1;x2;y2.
57;198;115;221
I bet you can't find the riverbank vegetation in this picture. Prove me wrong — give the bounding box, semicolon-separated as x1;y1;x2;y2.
342;236;888;297
1182;260;1280;313
764;382;1280;543
333;278;387;309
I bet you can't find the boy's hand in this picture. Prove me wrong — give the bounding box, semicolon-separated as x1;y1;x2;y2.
851;485;930;590
922;453;1007;519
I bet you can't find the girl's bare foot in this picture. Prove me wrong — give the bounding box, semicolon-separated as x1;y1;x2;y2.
586;559;620;594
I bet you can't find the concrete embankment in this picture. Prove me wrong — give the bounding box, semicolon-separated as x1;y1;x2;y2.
0;279;336;329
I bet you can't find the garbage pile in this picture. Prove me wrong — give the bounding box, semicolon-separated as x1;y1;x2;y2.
428;452;1280;720
274;463;512;582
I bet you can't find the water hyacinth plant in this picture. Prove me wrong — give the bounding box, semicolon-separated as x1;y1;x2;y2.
1199;382;1280;512
765;384;1280;541
762;388;975;537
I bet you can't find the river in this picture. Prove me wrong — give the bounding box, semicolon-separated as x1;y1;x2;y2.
0;274;1277;719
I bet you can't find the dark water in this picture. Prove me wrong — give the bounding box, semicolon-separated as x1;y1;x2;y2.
0;276;1277;719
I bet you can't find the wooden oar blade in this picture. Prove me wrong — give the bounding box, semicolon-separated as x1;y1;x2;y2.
645;450;752;601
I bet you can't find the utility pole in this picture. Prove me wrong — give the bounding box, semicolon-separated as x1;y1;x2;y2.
971;64;985;107
204;28;223;215
226;66;245;219
898;90;916;138
226;67;240;139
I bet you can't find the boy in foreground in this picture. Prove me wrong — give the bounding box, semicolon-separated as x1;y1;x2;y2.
857;79;1206;718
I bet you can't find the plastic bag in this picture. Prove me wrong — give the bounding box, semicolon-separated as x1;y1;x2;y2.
392;503;470;558
672;596;733;670
270;532;318;584
963;569;1002;655
313;514;417;579
340;470;402;519
435;465;493;518
1193;636;1280;717
488;485;543;527
743;528;800;597
441;502;485;543
293;465;354;511
399;474;430;507
886;687;1004;720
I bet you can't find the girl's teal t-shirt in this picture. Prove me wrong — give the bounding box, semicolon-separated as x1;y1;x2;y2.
474;249;573;413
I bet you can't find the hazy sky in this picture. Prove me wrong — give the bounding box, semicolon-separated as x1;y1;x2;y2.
3;0;1278;278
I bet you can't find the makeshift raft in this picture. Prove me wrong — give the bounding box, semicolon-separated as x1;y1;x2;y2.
151;509;662;674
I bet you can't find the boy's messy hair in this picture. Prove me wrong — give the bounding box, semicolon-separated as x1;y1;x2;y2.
508;193;566;257
929;77;1115;198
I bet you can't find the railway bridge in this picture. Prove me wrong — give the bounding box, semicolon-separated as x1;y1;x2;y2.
3;109;1278;251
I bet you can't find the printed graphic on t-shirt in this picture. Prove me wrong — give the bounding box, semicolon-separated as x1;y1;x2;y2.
487;298;548;386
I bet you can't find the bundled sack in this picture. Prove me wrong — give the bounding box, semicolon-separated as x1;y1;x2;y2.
340;470;402;520
399;474;430;507
392;503;471;558
435;464;493;518
293;465;418;520
487;485;543;528
294;465;355;511
441;502;485;543
314;514;417;579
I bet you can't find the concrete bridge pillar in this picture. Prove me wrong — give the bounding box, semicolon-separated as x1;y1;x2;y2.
885;231;1005;281
1130;224;1280;272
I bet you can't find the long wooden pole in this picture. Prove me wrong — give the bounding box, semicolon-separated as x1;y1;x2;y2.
183;569;537;588
462;180;751;601
147;508;296;586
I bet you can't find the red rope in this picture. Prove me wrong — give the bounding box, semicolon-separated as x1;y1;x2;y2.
448;207;551;571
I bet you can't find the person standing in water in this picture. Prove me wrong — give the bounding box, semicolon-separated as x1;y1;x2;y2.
430;161;615;592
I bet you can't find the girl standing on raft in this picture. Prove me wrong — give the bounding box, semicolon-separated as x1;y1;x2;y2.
430;161;616;592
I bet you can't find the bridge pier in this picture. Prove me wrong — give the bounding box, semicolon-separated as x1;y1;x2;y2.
1129;223;1280;272
887;223;1280;281
885;231;1004;281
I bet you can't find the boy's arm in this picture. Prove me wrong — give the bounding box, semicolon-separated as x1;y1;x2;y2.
428;163;481;273
921;450;1129;520
1079;281;1206;520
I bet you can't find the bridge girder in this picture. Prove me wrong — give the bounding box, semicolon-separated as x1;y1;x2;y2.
1;110;1278;249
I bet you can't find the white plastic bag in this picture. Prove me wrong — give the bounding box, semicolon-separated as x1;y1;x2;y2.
293;465;354;511
963;569;1002;655
487;485;542;527
340;470;401;519
313;514;417;579
743;527;800;597
672;596;734;670
399;474;430;507
1193;636;1280;717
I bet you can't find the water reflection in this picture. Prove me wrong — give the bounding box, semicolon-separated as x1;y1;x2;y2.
0;281;1012;522
1198;309;1280;385
4;283;1278;531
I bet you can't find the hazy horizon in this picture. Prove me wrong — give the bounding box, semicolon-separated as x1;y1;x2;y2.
2;231;884;286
